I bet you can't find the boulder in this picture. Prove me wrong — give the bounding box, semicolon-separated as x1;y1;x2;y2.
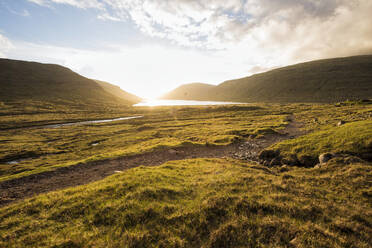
319;153;335;164
281;154;299;166
298;155;317;167
258;149;279;160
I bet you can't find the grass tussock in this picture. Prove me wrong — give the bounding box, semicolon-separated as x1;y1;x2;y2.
267;120;372;166
0;158;371;247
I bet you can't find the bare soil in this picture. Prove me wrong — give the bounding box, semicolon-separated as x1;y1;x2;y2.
0;116;304;207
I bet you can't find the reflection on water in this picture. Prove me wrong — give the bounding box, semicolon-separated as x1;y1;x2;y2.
134;99;244;107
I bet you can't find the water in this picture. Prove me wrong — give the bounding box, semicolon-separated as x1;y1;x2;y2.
42;116;143;129
134;99;244;107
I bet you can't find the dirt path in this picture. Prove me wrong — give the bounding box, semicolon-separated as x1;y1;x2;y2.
0;115;304;207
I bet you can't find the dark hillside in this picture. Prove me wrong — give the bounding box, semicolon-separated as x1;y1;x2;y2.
162;83;216;100
0;59;138;106
163;55;372;102
94;80;142;104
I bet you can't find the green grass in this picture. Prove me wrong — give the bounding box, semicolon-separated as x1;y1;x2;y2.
268;120;372;166
1;102;371;181
1;102;371;247
0;105;288;181
0;158;371;247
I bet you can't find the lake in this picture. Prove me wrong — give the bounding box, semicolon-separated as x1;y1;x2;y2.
134;99;244;107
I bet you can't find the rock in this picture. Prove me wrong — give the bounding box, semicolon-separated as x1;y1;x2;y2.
343;156;363;164
319;152;335;164
279;165;289;172
269;157;281;166
168;149;178;155
281;154;299;166
314;164;321;169
258;149;279;160
263;161;270;167
290;237;299;246
360;153;372;161
337;120;346;126
299;155;317;167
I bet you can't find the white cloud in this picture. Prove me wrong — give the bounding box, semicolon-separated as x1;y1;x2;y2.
8;0;372;98
97;13;121;22
8;9;30;17
27;1;372;56
0;34;14;58
28;0;104;9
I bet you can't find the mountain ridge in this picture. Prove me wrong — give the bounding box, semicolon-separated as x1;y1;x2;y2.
0;58;140;106
162;55;372;102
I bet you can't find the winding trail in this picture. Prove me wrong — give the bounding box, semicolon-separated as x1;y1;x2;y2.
0;115;304;207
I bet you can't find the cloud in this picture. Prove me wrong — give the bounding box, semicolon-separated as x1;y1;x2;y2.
27;0;104;9
12;0;372;90
0;34;14;58
8;9;30;17
27;1;372;55
97;13;121;22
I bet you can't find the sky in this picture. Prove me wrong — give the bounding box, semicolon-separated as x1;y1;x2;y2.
1;0;372;99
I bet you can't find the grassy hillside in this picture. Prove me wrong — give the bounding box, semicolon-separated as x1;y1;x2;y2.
94;80;142;104
264;120;372;167
1;158;370;247
163;55;372;102
0;59;138;107
162;83;216;100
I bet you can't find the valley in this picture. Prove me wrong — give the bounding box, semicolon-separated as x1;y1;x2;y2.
0;58;371;247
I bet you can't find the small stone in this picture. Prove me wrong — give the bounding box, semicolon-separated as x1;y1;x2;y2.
314;164;321;169
319;152;335;164
168;149;178;154
337;120;346;126
270;157;281;166
279;165;289;172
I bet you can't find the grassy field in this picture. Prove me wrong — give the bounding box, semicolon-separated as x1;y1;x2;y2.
0;105;290;181
0;158;370;247
1;102;371;181
0;101;371;247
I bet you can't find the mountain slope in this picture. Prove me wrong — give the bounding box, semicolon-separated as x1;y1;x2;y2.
163;55;372;102
0;59;139;106
94;80;142;104
162;83;216;100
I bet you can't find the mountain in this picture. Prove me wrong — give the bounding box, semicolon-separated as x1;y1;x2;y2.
0;59;140;106
162;83;215;100
94;80;142;104
162;55;372;102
